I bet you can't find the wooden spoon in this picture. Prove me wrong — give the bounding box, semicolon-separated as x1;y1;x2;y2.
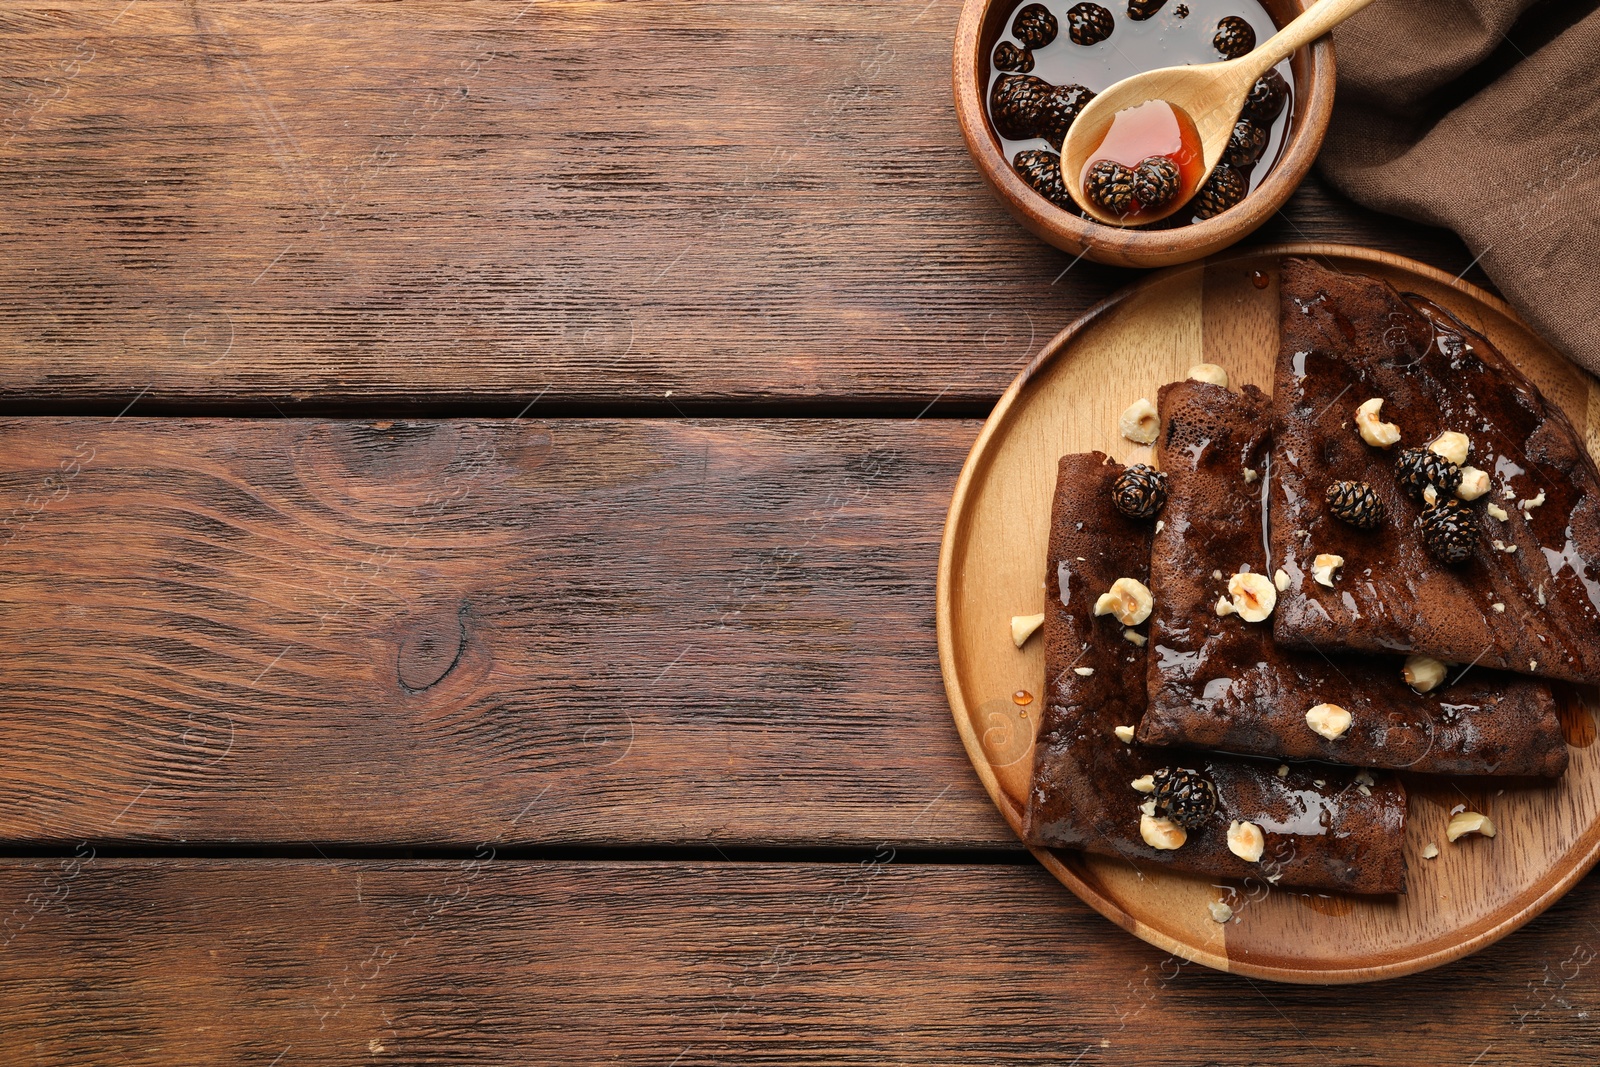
1061;0;1378;225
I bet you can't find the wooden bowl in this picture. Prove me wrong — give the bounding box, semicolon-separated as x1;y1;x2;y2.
953;0;1336;269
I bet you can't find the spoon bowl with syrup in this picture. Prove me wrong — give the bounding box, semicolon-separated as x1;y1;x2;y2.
1060;0;1376;226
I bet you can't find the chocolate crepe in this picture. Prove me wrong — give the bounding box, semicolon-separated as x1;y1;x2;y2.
1269;258;1600;686
1139;379;1566;777
1022;452;1408;894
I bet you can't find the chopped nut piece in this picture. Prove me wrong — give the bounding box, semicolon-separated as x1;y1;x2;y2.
1429;431;1471;466
1114;725;1136;743
1118;397;1160;444
1074;666;1095;676
1311;553;1344;588
1140;798;1157;816
1487;502;1510;521
1537;583;1547;606
1275;764;1289;778
1227;820;1265;863
1457;466;1491;501
1502;484;1517;500
1491;538;1518;554
1094;577;1154;626
1354;770;1375;786
1187;362;1228;387
1403;654;1448;693
1215;595;1234;617
1211;569;1223;581
1131;775;1156;793
1446;810;1497;842
1422;484;1439;506
1421;843;1439;860
1305;702;1352;740
1208;900;1234;923
1010;613;1046;648
1122;628;1147;647
1242;466;1259;484
1530;659;1538;672
1492;602;1505;613
1313;779;1326;789
1274;568;1289;592
1520;489;1546;512
1227;571;1277;622
1140;812;1187;850
1354;397;1401;448
1154;520;1164;534
1357;784;1372;797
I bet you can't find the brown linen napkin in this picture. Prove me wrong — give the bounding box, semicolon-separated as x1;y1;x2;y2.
1319;0;1600;374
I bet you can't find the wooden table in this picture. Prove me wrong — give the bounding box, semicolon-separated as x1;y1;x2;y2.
1;2;1595;1062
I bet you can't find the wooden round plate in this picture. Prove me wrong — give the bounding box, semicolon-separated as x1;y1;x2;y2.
937;243;1600;984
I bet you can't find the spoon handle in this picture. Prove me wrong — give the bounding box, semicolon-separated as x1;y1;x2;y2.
1243;0;1379;79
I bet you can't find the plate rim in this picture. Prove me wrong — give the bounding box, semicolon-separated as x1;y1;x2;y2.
935;240;1600;984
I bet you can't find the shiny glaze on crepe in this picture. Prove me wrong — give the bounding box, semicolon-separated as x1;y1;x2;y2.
1268;258;1600;685
1138;380;1566;777
1023;453;1408;893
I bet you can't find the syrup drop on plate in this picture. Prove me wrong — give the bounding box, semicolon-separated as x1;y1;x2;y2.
1079;99;1203;221
1013;689;1034;706
1251;270;1269;289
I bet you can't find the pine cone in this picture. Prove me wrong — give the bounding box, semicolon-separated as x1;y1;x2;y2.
1152;767;1217;829
1396;448;1462;503
1084;159;1136;216
1325;480;1388;531
1067;3;1115;45
1242;69;1289;125
1013;149;1074;210
1132;155;1181;211
1213;15;1256;59
1191;163;1245;219
1126;0;1167;21
1012;4;1059;50
1112;464;1168;519
1039;83;1096;148
1420;499;1478;564
993;41;1034;74
1222;120;1269;168
989;74;1051;140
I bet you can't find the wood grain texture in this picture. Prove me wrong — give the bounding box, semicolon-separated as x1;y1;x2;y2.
0;858;1597;1063
0;416;1008;848
939;245;1600;980
0;0;1481;412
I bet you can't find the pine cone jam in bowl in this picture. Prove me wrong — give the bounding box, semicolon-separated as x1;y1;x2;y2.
953;0;1333;268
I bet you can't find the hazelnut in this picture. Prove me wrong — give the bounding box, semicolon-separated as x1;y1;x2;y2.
1305;702;1352;740
1187;363;1229;387
1446;810;1497;842
1140;812;1187;850
1208;900;1234;924
1311;553;1344;588
1421;843;1439;860
1227;571;1277;622
1457;466;1491;501
1354;398;1401;448
1131;774;1156;793
1487;502;1510;521
1274;568;1289;591
1123;628;1147;647
1114;725;1136;743
1429;431;1471;467
1094;577;1153;626
1074;666;1095;676
1010;613;1045;648
1403;654;1447;693
1227;820;1265;863
1119;398;1160;444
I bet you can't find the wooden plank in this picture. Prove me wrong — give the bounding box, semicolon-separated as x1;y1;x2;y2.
0;858;1596;1062
0;416;1013;848
0;1;1479;411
